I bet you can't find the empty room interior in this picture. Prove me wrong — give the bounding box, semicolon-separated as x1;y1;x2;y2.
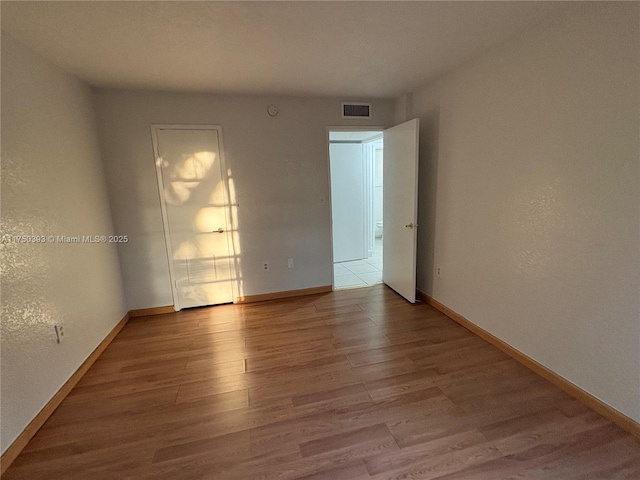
1;1;639;478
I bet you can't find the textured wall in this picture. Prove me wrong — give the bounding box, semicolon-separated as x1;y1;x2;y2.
93;90;394;309
0;34;127;453
411;3;640;421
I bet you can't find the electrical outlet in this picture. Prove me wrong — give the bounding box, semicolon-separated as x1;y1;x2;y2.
287;258;294;269
263;262;269;270
436;266;442;278
54;323;65;344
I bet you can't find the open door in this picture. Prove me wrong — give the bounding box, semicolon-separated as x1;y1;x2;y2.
383;118;419;303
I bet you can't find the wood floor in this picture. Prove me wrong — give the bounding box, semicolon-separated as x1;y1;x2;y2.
5;285;640;479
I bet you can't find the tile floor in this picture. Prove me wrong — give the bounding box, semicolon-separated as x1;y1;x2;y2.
334;239;383;289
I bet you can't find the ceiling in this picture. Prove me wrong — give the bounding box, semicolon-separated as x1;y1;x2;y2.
1;1;574;98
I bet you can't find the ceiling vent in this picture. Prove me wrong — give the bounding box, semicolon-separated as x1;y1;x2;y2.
342;102;371;119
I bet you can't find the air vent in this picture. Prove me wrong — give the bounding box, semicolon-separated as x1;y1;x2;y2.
342;102;371;119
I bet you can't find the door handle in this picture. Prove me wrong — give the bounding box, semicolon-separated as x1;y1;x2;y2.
215;228;224;233
405;223;415;229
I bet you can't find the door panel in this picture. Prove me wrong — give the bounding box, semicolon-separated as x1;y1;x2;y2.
330;143;366;263
154;127;235;310
383;119;419;303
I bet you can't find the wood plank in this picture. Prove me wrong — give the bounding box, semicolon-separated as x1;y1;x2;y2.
299;423;394;458
0;311;130;475
129;305;175;317
420;291;640;439
3;286;640;479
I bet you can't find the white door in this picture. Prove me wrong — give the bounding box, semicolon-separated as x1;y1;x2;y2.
330;143;366;263
152;126;236;310
383;119;420;303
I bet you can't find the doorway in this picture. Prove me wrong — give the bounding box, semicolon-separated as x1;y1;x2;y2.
151;125;237;310
328;130;384;289
328;119;420;302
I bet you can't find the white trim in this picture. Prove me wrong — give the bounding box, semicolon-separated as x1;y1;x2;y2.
363;142;371;258
363;140;376;258
150;126;180;311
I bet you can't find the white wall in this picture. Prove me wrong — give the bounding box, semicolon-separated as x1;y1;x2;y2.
93;90;394;309
0;34;127;453
409;3;639;422
330;143;366;263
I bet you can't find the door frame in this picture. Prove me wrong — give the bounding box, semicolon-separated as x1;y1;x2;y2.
151;124;238;311
363;135;383;258
325;126;386;290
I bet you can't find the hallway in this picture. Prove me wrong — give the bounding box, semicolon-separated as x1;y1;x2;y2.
334;239;383;289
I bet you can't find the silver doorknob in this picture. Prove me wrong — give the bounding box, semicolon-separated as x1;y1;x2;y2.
405;223;414;229
215;228;224;233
